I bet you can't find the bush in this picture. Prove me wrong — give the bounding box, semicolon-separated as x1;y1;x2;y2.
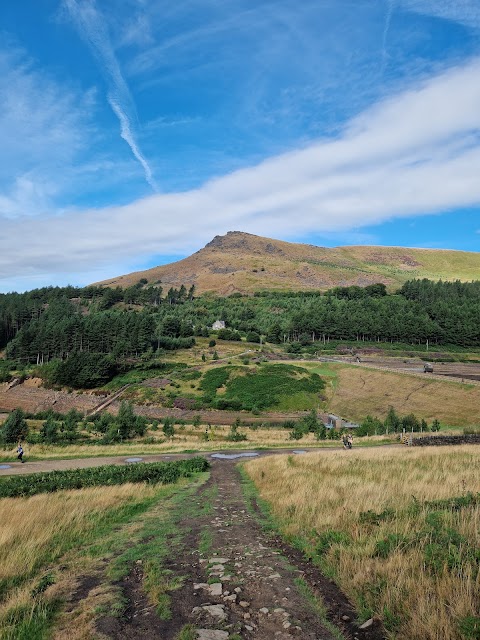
289;426;304;440
163;418;175;438
374;534;409;558
217;328;242;341
219;365;325;411
199;367;231;395
1;409;29;444
40;417;59;444
226;424;248;442
0;457;210;498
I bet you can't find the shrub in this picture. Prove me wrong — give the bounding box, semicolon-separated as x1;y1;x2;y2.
226;424;248;442
40;417;59;444
374;534;409;558
163;418;175;438
199;367;231;395
1;409;29;444
289;426;304;440
0;458;210;498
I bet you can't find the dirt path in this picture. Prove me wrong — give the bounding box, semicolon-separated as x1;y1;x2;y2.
0;447;357;477
93;458;384;640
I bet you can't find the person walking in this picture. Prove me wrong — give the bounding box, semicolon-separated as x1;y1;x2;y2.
17;443;25;463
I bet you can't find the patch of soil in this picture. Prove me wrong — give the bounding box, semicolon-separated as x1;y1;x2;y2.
96;565;158;640
65;574;103;612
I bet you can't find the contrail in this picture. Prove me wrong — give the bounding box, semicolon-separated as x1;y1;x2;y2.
108;96;157;190
381;0;396;69
63;0;157;191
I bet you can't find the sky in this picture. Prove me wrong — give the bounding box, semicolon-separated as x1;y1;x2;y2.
1;0;480;292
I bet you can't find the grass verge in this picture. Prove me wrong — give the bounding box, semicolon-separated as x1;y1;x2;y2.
244;446;480;640
0;468;210;639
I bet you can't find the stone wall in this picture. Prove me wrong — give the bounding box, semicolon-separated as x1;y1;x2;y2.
412;434;480;446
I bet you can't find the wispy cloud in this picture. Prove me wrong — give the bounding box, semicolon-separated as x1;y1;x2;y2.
402;0;480;29
62;0;157;190
382;0;396;65
1;56;480;290
0;46;96;219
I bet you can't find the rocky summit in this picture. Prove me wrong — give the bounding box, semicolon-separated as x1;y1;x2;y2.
95;231;480;295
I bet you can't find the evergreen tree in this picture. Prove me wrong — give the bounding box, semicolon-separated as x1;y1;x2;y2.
117;401;136;440
40;416;59;444
1;409;29;443
163;418;175;438
384;406;401;433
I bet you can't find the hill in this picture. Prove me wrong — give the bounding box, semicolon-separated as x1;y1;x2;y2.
99;231;480;294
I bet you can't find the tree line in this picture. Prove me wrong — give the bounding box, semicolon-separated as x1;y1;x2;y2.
1;279;480;374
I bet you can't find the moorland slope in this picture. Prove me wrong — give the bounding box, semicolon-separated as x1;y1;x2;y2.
96;231;480;294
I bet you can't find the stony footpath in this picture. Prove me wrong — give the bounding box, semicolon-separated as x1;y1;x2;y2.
189;463;332;639
96;457;384;640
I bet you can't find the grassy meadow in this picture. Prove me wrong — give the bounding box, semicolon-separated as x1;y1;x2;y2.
244;446;480;640
295;361;480;426
0;470;209;639
0;425;397;462
0;484;158;639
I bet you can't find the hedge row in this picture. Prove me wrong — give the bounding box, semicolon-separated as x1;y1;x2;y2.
0;457;209;498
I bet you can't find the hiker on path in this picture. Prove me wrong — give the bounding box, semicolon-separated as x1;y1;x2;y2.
17;443;25;463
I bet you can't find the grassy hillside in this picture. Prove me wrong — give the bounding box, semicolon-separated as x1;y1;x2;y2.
304;362;479;426
96;231;480;294
245;447;480;640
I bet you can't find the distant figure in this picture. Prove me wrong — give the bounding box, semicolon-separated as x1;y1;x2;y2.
17;443;25;463
347;434;353;449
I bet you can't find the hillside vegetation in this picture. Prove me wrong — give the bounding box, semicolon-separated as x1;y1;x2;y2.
97;231;480;294
245;447;480;640
302;362;480;427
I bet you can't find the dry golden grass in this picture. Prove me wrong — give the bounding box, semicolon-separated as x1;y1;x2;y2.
97;231;480;294
245;446;480;640
0;484;154;585
0;425;373;462
325;364;479;426
0;484;157;638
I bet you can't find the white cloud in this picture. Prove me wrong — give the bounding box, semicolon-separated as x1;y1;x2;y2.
1;56;480;290
62;0;157;190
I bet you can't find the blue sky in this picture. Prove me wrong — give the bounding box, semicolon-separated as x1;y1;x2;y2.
1;0;480;292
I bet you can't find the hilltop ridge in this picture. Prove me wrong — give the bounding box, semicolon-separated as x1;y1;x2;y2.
96;231;480;294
